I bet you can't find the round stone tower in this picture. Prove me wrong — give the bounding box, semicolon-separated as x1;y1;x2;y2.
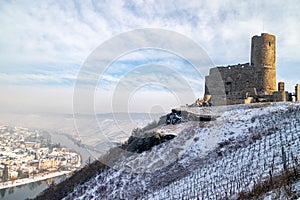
251;33;276;95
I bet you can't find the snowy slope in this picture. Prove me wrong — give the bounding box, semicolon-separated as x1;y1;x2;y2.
63;102;300;200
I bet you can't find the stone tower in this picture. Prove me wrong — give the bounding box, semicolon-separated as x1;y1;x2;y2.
251;33;276;95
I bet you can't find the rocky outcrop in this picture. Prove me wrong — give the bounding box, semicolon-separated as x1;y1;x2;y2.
120;131;176;153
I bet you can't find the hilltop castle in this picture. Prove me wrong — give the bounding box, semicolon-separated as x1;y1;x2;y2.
204;33;294;105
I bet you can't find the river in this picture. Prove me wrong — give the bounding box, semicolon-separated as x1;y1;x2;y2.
0;131;102;200
0;112;158;199
0;175;67;200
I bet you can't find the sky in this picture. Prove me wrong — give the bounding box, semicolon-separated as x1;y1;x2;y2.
0;0;300;114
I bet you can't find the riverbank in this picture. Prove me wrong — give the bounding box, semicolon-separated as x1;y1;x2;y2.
0;170;72;190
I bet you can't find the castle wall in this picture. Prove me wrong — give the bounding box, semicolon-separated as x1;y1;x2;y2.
278;82;285;91
296;84;300;101
251;34;276;67
205;67;227;105
251;33;276;95
205;63;258;104
273;91;288;102
205;33;277;105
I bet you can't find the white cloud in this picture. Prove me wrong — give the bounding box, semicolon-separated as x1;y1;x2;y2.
1;0;299;68
0;72;77;85
0;0;299;114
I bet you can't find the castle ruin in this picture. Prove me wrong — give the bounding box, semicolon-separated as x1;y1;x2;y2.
204;33;291;105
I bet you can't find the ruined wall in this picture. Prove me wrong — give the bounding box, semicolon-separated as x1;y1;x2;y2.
205;33;277;105
205;63;257;104
251;33;276;67
273;91;288;102
296;84;300;101
205;67;226;105
251;33;276;95
278;82;285;91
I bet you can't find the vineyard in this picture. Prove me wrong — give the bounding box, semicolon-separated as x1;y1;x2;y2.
63;102;300;200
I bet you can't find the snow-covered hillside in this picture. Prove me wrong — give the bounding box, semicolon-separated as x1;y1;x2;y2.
63;102;300;200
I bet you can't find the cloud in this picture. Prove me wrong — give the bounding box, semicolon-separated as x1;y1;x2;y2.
0;0;299;114
1;0;299;70
0;71;77;85
1;1;298;62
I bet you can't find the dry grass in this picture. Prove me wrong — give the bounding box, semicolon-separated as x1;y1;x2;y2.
237;165;300;199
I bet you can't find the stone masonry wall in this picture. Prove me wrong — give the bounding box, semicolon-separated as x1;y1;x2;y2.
205;33;277;105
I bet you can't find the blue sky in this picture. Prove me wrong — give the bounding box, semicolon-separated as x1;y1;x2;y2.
0;0;299;114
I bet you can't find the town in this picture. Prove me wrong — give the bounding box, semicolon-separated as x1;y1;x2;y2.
0;125;81;188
